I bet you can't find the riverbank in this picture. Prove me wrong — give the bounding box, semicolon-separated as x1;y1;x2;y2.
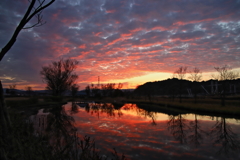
84;96;240;118
6;96;240;118
124;98;240;118
5;97;68;116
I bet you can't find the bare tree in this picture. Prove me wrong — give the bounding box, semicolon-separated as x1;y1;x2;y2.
188;67;202;103
0;1;55;159
85;85;91;97
40;59;79;96
189;67;202;82
173;66;188;103
9;84;17;96
213;65;239;81
101;83;124;97
213;65;239;106
71;84;79;98
25;86;33;96
173;66;188;80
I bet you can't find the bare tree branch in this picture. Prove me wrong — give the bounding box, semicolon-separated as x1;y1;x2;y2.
173;66;188;80
213;65;239;106
40;59;79;96
0;0;55;61
188;67;202;82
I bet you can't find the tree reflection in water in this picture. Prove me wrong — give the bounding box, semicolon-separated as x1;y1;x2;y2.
34;103;127;160
73;102;240;158
83;103;157;125
166;113;240;156
188;114;207;147
210;117;240;156
167;114;188;144
135;107;157;125
85;103;123;118
70;102;79;114
46;104;77;159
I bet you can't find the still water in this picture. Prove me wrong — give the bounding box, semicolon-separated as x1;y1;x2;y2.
33;102;240;160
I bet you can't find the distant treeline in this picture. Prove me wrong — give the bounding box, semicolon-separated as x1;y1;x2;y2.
134;78;240;97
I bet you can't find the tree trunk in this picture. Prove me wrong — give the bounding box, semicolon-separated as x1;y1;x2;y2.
194;82;197;104
0;80;12;160
0;81;12;134
221;81;226;106
179;80;182;103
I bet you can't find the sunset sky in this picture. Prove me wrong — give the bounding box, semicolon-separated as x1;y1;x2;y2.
1;0;240;90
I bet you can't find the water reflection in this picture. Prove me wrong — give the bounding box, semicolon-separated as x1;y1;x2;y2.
119;103;158;125
167;114;188;144
70;102;79;114
31;103;127;160
210;117;240;156
135;107;157;125
85;103;123;118
45;105;78;159
31;102;240;160
188;114;206;147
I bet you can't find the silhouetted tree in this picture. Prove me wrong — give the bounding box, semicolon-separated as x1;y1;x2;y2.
0;1;56;159
213;65;239;106
188;67;202;103
91;84;101;98
9;84;17;96
71;84;79;98
0;0;56;61
25;86;33;96
85;85;91;97
101;83;124;97
40;59;79;96
101;83;116;97
173;66;188;103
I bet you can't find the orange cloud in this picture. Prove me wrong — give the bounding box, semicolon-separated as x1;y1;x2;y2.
129;28;143;33
78;44;86;49
121;33;132;37
107;38;123;46
93;32;102;36
106;10;116;13
151;26;167;31
92;42;102;45
173;18;217;26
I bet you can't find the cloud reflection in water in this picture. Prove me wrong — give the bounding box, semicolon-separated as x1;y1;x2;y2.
64;102;240;160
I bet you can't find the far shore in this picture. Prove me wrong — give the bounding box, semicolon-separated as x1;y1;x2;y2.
5;96;240;118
